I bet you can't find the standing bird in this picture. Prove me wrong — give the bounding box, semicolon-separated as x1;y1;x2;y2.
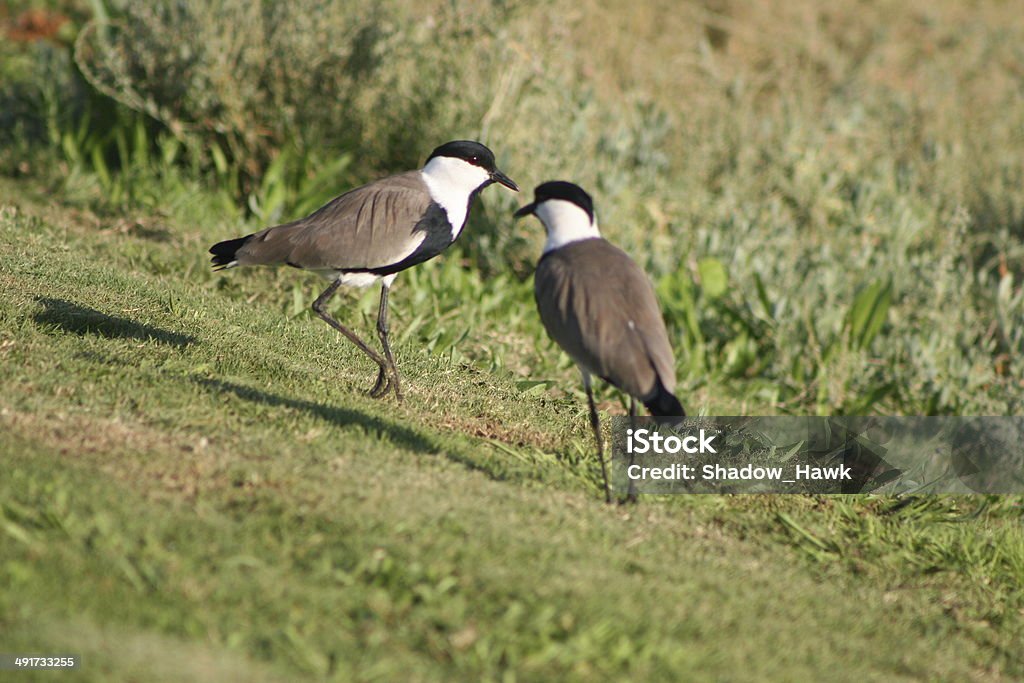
210;140;518;399
515;181;684;502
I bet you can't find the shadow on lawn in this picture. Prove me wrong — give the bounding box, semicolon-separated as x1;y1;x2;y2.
33;297;196;347
194;377;525;483
195;377;442;457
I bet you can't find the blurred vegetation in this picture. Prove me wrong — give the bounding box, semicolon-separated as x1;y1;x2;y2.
2;0;1023;417
3;2;1024;679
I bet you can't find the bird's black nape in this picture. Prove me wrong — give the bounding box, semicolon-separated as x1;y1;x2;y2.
427;140;497;172
531;181;595;223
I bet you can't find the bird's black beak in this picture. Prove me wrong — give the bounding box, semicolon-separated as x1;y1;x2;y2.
490;168;519;192
513;202;536;219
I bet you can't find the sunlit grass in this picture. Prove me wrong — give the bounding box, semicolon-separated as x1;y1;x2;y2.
2;196;1023;680
2;0;1024;678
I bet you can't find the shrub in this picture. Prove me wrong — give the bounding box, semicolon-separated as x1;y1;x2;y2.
73;1;539;182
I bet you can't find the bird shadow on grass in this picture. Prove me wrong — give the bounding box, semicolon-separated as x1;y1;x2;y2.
195;376;442;456
33;297;196;347
194;376;518;482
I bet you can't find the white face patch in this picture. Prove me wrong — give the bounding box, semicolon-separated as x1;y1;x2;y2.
420;156;492;240
535;199;601;253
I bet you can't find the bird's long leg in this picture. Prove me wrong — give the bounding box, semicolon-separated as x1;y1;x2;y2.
312;278;390;398
367;283;391;399
625;397;639;504
586;383;612;504
374;282;402;401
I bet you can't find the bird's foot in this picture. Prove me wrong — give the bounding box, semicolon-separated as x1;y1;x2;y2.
617;481;639;505
368;366;403;401
369;367;391;399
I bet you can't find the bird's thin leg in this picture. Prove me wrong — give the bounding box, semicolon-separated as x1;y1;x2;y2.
586;384;612;504
312;279;390;397
625;397;639;503
375;282;402;401
367;284;391;399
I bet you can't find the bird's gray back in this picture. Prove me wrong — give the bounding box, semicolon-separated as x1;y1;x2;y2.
235;171;437;271
534;238;676;401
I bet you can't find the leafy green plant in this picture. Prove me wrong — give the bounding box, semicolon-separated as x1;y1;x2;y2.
247;149;353;225
846;279;892;352
71;0;535;183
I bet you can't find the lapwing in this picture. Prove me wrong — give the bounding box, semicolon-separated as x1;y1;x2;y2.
210;140;518;399
515;181;684;502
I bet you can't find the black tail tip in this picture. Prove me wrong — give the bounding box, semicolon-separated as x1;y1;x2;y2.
209;235;250;270
643;386;686;418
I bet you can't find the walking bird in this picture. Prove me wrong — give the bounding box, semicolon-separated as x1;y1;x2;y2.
210;140;518;399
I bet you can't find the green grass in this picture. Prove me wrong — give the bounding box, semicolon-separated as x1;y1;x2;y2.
3;0;1024;678
2;178;1024;681
6;0;1024;420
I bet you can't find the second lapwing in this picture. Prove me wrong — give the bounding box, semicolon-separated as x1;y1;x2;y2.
515;181;685;502
210;140;518;399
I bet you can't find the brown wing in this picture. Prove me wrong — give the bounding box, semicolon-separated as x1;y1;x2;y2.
235;172;434;271
534;238;676;401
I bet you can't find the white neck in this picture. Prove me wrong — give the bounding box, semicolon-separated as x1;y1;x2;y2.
536;200;601;253
420;156;491;240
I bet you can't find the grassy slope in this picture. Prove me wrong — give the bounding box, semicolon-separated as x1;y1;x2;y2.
1;179;1023;681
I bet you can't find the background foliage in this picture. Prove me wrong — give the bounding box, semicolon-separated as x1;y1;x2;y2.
3;0;1024;679
10;0;1021;417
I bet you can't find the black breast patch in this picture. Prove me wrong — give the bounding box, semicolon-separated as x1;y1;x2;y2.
358;202;456;276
